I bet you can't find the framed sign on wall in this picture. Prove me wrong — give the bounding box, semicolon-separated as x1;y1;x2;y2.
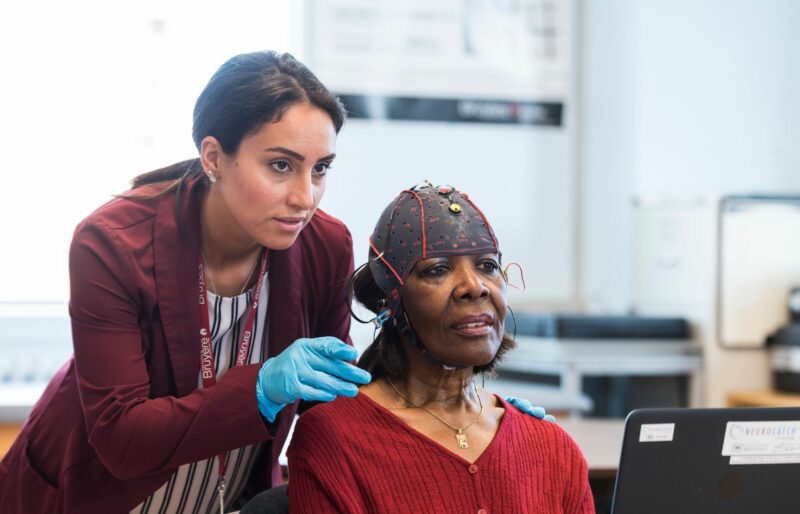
305;0;571;126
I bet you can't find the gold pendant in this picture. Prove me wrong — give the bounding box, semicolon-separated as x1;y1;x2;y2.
455;429;469;449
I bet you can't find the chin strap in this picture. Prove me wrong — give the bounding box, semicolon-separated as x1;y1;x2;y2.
396;311;467;371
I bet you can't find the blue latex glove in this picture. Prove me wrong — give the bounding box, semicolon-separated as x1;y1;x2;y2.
506;396;556;422
256;337;372;421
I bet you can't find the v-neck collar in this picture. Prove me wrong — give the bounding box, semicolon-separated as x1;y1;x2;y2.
356;389;512;466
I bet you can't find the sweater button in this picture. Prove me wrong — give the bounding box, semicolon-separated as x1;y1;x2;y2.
468;464;479;474
477;509;488;514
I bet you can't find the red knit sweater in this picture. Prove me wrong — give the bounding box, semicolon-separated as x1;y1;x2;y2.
287;393;595;513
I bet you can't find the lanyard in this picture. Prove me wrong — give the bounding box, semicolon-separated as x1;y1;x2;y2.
197;247;267;513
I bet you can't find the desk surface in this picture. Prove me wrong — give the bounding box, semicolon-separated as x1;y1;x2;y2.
1;423;21;458
559;418;625;479
727;389;800;407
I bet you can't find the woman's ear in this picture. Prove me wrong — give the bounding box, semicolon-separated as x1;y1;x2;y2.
199;136;225;178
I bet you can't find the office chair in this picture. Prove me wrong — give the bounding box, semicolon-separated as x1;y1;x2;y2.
240;483;288;514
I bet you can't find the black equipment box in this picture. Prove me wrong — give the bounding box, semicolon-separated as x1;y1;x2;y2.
767;324;800;392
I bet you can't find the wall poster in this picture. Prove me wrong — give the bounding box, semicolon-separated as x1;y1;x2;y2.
305;0;572;126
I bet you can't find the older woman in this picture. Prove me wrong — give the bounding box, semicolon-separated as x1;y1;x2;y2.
286;182;595;513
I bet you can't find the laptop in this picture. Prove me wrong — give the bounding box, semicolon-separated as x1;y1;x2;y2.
611;407;800;514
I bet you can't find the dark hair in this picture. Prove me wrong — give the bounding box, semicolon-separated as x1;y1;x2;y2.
127;50;346;195
351;264;516;381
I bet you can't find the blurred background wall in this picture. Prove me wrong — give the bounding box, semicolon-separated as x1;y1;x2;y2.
582;0;800;313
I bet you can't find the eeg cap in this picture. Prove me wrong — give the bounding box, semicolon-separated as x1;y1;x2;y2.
368;182;500;317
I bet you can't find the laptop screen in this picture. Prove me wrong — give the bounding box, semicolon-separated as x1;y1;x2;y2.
611;407;800;514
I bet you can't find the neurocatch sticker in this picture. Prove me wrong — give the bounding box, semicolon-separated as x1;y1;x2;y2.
639;423;675;442
721;421;800;465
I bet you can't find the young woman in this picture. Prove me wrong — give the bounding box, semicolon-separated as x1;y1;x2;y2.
0;51;371;513
287;183;595;513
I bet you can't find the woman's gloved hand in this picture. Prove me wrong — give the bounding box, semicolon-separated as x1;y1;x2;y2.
505;396;556;422
256;337;372;421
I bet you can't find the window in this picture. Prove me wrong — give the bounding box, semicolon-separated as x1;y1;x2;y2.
0;0;297;303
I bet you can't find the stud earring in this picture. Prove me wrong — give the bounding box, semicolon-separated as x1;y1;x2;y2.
206;171;217;183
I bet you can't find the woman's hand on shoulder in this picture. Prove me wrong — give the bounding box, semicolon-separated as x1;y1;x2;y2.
256;337;372;421
505;396;557;422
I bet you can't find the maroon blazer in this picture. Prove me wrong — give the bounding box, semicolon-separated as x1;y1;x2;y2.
0;176;354;513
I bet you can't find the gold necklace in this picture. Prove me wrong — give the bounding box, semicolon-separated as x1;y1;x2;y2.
203;251;260;297
387;378;483;449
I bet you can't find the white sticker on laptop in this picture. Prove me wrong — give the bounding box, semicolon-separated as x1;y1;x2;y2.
722;421;800;465
639;423;675;442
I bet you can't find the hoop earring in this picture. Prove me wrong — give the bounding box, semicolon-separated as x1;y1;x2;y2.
507;304;517;342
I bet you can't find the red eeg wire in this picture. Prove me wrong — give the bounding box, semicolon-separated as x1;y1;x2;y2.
403;189;427;258
461;192;498;249
368;235;404;286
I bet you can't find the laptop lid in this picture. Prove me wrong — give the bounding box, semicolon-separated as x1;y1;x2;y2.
611;407;800;514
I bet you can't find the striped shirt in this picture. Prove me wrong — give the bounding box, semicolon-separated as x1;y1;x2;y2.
132;272;269;514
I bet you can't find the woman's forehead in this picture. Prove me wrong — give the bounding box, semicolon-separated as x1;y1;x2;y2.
414;253;501;266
